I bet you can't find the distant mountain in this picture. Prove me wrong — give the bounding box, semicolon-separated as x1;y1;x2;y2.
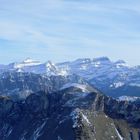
0;57;140;98
57;57;140;98
0;58;67;76
118;96;140;102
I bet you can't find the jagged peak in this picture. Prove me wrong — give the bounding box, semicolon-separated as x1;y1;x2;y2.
13;58;41;69
45;60;55;67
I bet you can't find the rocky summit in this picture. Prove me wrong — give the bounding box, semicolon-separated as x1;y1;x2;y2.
0;81;140;140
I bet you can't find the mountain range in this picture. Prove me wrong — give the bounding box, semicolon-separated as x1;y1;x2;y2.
0;57;140;139
1;57;140;98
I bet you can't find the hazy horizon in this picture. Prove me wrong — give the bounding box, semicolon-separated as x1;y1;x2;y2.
0;0;140;65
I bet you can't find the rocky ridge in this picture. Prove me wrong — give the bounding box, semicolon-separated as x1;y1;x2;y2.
0;84;140;140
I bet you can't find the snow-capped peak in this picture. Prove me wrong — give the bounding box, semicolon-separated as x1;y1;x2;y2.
6;59;68;76
44;61;59;75
110;82;125;88
14;58;41;69
115;60;129;68
46;61;55;68
22;58;40;64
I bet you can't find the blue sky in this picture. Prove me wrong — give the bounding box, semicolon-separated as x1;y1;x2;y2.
0;0;140;65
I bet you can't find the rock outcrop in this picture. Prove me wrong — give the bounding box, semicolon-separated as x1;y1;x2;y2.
0;86;140;140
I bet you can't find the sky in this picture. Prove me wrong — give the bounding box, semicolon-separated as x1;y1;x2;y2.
0;0;140;65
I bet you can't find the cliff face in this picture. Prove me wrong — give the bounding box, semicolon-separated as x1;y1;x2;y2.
0;72;86;100
0;86;140;140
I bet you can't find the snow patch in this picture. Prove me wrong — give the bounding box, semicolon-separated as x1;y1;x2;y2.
93;61;101;67
60;83;89;92
118;96;139;102
110;82;124;88
70;109;81;128
80;65;87;70
81;112;91;125
114;127;124;140
58;70;68;76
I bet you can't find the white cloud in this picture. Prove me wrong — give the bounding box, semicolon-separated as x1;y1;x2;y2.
0;0;140;65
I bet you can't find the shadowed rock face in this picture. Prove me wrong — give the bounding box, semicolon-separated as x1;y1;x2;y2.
0;86;140;140
0;97;13;118
25;93;48;114
0;72;87;100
